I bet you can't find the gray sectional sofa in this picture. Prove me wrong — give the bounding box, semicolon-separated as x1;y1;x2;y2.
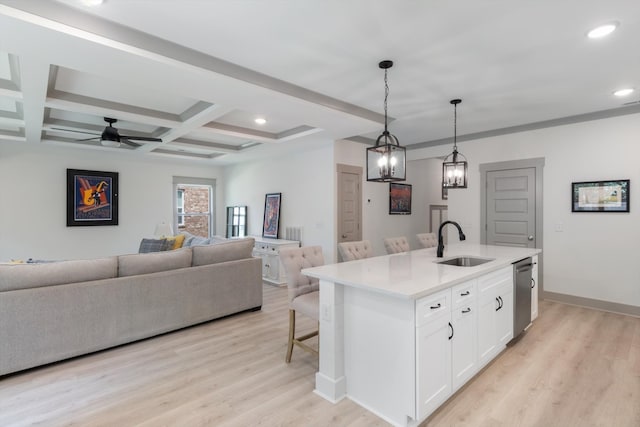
0;238;262;376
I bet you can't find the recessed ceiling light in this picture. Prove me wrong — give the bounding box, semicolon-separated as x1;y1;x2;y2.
613;88;634;97
254;118;267;125
587;22;618;39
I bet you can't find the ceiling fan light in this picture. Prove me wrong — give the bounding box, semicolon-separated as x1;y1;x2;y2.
101;139;121;148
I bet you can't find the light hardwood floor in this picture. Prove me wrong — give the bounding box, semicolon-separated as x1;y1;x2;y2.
1;284;638;427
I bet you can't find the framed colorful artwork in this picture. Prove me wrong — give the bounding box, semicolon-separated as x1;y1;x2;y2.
389;183;412;215
67;169;119;226
572;179;629;212
262;192;281;238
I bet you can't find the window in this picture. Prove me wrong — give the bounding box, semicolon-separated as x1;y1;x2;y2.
173;177;216;238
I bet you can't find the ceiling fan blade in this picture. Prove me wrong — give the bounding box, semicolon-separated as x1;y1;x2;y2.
75;137;101;142
50;127;101;136
119;135;163;142
120;138;141;148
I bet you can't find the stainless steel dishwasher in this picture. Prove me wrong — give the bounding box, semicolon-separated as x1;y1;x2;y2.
513;257;533;338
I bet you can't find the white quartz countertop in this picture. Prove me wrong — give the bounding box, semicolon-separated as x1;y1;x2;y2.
302;243;541;300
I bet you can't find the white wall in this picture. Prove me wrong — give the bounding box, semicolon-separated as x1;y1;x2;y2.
223;141;336;261
335;140;445;256
410;113;640;308
0;143;222;261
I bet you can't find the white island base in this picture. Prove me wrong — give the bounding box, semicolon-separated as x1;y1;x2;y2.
304;244;541;427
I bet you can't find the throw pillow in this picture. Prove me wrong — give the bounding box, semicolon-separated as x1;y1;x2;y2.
171;234;185;249
189;236;210;247
139;238;169;253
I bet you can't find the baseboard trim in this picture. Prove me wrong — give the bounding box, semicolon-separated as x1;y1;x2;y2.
543;291;640;318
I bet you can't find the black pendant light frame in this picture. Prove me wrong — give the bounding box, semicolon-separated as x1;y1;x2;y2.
366;60;406;183
442;98;468;189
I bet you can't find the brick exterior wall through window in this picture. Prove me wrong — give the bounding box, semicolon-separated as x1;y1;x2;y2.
177;185;211;237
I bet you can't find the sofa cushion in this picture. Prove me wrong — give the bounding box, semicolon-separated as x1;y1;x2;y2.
118;247;192;277
192;238;254;266
189;236;210;247
138;238;173;253
0;257;118;292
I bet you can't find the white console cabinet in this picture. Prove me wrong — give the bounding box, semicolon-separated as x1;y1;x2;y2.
252;237;299;285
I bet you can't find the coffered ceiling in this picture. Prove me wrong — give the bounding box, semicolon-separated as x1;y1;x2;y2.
0;0;639;164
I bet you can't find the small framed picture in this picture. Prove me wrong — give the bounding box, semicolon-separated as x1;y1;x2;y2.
262;193;281;238
389;183;412;215
67;169;119;226
572;179;629;212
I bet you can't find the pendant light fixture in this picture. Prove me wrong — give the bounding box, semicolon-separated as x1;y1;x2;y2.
366;60;406;182
442;99;468;189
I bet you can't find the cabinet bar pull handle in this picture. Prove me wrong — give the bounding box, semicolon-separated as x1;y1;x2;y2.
448;322;454;340
462;308;471;313
531;278;536;289
498;296;503;309
430;303;441;310
460;291;470;296
495;297;501;311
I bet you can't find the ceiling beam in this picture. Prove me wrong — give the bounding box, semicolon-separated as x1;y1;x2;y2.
19;57;49;144
137;102;233;153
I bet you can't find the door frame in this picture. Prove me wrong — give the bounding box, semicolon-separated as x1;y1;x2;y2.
480;157;544;291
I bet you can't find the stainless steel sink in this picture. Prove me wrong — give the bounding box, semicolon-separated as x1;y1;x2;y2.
436;256;494;267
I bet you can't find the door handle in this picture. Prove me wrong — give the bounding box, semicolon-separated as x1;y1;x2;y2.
531;278;536;289
448;322;454;340
528;235;534;241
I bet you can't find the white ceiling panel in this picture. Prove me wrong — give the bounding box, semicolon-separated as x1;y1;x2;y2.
53;66;197;115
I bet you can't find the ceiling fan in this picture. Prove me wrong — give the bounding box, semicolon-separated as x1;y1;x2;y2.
69;117;163;148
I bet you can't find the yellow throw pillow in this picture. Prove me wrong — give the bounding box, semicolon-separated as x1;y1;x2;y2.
171;234;185;249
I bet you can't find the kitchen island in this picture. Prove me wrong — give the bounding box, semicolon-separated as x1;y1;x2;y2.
302;243;541;427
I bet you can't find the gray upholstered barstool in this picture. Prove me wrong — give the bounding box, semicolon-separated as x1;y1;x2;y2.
337;240;373;262
280;245;324;363
416;232;438;248
383;236;410;254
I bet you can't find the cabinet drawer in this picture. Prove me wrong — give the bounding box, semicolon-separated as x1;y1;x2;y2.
451;280;476;308
416;288;450;327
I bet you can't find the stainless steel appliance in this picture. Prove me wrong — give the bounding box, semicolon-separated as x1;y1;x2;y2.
513;257;533;337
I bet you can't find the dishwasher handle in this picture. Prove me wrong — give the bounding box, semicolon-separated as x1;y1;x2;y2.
516;264;533;273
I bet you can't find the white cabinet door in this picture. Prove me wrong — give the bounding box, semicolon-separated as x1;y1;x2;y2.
496;285;514;347
477;266;513;368
477;291;499;367
416;313;452;420
531;255;539;321
451;303;477;391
